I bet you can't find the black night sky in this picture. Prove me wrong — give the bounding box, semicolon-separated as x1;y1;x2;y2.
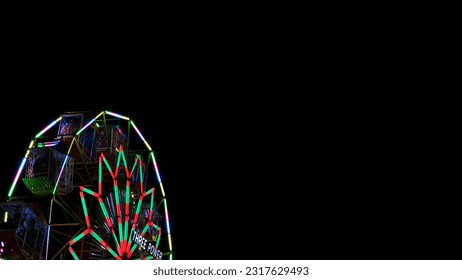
1;22;460;260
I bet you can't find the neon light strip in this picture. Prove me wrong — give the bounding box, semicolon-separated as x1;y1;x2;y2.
130;156;140;175
158;182;166;199
141;224;149;235
52;153;70;195
28;140;35;149
150;152;165;196
145;188;154;196
101;153;115;178
123;180;130;253
35;117;62;138
131;120;152;151
138;157;144;193
105;110;130;120
113;179;123;246
69;247;79;260
70;229;90;245
45;198;54;260
90;230;121;259
44;141;59;147
45;225;51;260
115;146;123;177
168;234;173;252
7;158;27;197
134;198;144;225
68;229;92;260
149;189;155;221
98;197;121;252
79;189;91;228
82;187;96;196
164;199;171;234
97;198;111;223
129;240;138;253
153;224;161;248
53;137;76;195
76;111;104;136
127;194;144;253
121;147;129;177
98;156;103;195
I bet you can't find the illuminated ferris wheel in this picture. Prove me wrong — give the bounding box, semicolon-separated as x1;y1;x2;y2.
0;110;173;260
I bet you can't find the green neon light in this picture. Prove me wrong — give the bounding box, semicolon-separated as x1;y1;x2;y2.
124;184;130;243
145;188;154;196
130;156;139;179
116;148;122;175
99;200;110;219
141;224;149;235
90;231;119;259
80;195;89;221
99;157;103;194
130;240;138;253
150;189;155;210
69;249;79;260
98;199;121;249
72;232;86;244
102;155;114;178
114;184;123;245
83;188;96;196
135;199;143;216
121;149;128;177
91;230;102;242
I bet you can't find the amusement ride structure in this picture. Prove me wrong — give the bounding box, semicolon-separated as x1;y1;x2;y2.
0;110;173;260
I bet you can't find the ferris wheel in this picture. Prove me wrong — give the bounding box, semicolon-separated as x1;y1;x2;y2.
0;110;173;260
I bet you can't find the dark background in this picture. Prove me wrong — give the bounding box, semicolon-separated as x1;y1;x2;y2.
1;21;459;260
